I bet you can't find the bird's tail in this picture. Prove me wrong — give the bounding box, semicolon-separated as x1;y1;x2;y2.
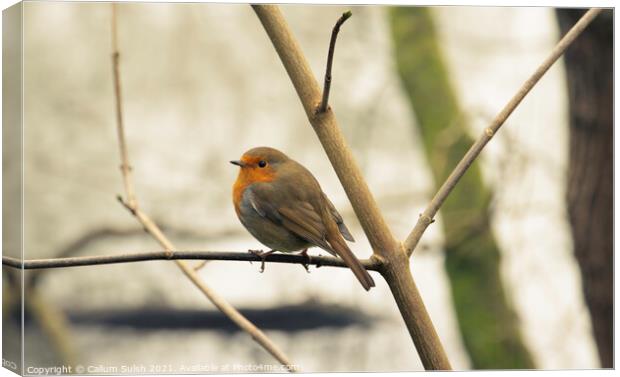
328;233;375;291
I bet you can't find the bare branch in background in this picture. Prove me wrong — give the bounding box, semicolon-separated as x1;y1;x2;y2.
403;8;603;257
111;4;136;208
109;4;297;371
26;291;78;366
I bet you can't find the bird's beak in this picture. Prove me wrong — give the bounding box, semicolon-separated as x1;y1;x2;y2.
230;160;245;167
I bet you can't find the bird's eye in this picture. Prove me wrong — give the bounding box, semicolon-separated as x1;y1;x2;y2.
258;160;267;168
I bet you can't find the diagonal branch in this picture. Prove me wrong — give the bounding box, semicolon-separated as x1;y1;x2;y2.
403;8;603;257
109;4;297;371
2;251;381;271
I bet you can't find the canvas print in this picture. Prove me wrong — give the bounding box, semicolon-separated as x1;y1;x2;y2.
2;1;613;374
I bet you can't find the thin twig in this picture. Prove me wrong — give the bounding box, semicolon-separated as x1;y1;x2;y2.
26;226;140;289
109;6;297;371
111;3;136;208
3;251;380;271
193;260;209;271
403;8;603;257
318;10;352;113
118;201;299;371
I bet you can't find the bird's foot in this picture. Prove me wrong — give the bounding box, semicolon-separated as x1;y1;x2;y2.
299;249;311;273
248;249;275;273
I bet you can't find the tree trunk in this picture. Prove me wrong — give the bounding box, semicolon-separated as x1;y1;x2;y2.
390;7;535;369
557;9;613;369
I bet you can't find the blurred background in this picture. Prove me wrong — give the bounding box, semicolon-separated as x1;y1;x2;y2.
2;2;613;372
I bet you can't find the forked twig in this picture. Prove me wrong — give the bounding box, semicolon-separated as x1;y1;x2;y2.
317;11;352;113
109;4;297;371
403;8;603;257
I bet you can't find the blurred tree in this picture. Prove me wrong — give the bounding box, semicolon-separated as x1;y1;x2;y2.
389;7;535;369
557;9;613;369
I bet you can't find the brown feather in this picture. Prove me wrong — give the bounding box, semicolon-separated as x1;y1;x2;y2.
321;210;375;291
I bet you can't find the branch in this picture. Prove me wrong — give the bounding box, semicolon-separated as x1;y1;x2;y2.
318;11;352;113
109;5;297;371
403;8;603;257
252;5;451;370
2;251;381;271
252;5;398;262
26;227;141;289
111;4;136;208
26;290;78;367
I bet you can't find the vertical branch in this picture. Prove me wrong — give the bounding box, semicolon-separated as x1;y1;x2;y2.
318;11;351;113
252;5;452;370
109;5;297;371
382;254;452;369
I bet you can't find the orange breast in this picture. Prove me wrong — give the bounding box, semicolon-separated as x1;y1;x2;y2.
232;166;275;215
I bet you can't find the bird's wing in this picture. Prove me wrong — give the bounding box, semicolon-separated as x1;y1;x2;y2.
277;204;336;256
248;182;374;290
322;193;355;242
245;187;283;224
247;184;337;256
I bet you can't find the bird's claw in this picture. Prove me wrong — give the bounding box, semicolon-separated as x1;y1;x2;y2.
300;249;311;274
248;249;272;273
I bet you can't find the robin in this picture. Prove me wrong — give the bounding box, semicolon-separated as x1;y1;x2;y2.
231;147;375;291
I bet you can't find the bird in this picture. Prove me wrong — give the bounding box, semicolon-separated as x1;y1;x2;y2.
231;146;375;291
